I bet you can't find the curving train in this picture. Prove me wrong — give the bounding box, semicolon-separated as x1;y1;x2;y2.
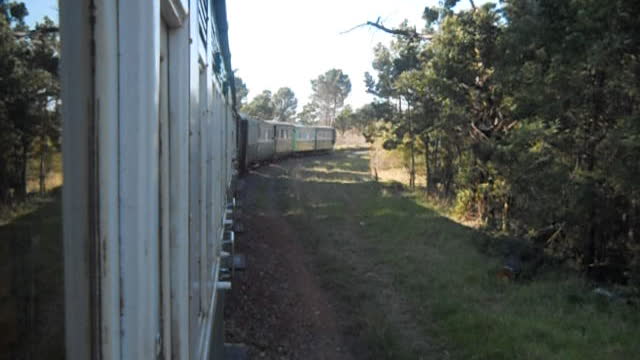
238;115;336;170
59;1;333;359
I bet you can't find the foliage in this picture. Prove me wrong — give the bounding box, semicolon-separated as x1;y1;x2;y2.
0;2;60;203
310;68;352;126
233;75;248;106
363;0;640;282
241;86;299;123
271;87;297;122
241;89;274;119
334;105;353;135
296;102;319;125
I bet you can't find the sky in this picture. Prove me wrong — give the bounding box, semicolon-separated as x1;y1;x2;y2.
24;0;57;28
24;0;485;110
227;0;434;109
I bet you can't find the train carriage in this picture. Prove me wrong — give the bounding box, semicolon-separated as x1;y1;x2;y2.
255;119;276;161
314;126;337;151
270;121;295;157
294;125;316;152
60;1;238;359
60;1;337;358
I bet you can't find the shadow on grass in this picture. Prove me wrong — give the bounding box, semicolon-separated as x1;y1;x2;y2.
247;149;640;360
0;188;64;360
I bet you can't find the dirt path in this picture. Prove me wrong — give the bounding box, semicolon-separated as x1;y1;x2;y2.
224;150;440;360
224;154;357;360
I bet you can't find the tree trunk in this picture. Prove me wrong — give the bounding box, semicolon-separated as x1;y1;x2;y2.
39;137;47;195
409;138;415;190
423;135;430;194
502;197;510;232
433;136;440;193
371;145;379;182
584;69;606;266
16;139;29;199
407;104;415;190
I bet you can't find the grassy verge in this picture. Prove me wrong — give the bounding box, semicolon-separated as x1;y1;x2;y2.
0;187;64;359
281;150;640;359
1;152;62;225
360;191;639;359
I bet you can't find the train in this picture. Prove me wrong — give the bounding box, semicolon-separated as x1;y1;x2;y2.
238;115;336;170
59;1;334;359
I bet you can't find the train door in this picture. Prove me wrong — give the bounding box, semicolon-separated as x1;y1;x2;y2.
273;125;278;154
292;127;297;152
314;128;319;150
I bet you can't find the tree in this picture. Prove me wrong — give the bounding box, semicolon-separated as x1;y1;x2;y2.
365;21;424;189
0;3;60;201
361;0;640;282
297;102;318;125
310;69;351;126
271;87;297;122
233;75;248;107
241;90;274;120
334;105;354;135
29;17;60;194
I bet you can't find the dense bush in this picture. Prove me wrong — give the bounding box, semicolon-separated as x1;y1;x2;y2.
0;1;59;203
363;0;640;283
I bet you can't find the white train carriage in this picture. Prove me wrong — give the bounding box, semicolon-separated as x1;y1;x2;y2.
294;125;316;152
314;126;337;151
238;112;337;170
255;119;276;161
270;121;295;157
60;1;237;359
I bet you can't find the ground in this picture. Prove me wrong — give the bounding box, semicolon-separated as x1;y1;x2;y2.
0;190;64;360
224;149;446;359
0;149;637;359
224;148;640;360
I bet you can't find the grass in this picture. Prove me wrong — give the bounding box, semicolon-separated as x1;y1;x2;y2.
0;187;64;359
361;192;640;359
26;152;63;194
1;152;62;225
275;150;640;360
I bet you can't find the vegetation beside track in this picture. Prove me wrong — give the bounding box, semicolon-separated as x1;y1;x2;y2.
0;188;63;359
278;149;640;360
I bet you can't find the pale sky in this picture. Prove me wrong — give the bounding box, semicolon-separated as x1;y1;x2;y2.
228;0;487;110
26;0;485;110
227;0;434;109
24;0;58;28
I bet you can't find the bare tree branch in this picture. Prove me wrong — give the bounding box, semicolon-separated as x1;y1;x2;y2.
340;17;432;41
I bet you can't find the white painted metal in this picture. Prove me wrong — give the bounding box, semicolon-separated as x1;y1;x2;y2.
198;65;208;323
162;0;188;27
94;0;121;358
216;281;232;290
159;20;172;360
167;7;191;359
63;0;238;358
117;1;161;358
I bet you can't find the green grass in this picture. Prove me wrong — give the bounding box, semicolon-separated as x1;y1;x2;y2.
0;187;64;359
360;192;640;359
275;151;640;360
